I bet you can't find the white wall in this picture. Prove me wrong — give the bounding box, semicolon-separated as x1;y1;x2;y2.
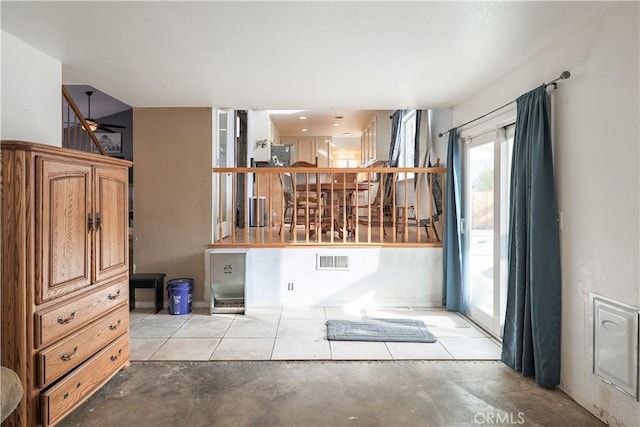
1;31;61;146
429;109;452;165
251;110;270;162
375;110;393;160
452;3;639;426
206;247;442;308
332;136;361;150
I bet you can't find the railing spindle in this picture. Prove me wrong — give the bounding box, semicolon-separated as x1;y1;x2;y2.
428;173;434;241
218;172;223;243
268;172;273;244
232;173;237;244
416;174;422;243
367;172;372;244
379;172;385;243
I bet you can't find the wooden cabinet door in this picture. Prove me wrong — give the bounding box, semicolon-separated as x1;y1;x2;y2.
294;140;316;164
93;166;128;283
36;158;92;303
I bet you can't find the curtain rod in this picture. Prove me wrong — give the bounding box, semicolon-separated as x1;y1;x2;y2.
438;71;571;138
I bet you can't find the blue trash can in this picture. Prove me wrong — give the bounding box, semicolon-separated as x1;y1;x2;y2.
167;278;194;315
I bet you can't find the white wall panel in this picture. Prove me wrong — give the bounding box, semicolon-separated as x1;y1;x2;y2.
206;247;442;308
1;31;61;146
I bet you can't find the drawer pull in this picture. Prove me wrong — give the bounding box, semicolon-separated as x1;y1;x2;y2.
63;392;69;399
60;346;78;361
110;349;123;362
107;289;121;300
57;311;76;325
109;319;122;330
76;382;81;388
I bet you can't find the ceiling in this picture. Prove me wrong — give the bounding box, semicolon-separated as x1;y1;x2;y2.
65;85;132;120
2;1;612;134
269;110;379;138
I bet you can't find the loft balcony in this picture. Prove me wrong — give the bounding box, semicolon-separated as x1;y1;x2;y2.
211;166;445;247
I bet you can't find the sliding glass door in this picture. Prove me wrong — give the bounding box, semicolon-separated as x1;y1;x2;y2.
464;126;514;337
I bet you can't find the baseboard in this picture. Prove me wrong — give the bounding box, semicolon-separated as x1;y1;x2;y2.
133;300;211;309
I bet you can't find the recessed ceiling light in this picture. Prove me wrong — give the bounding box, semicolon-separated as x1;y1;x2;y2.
266;110;304;115
333;123;340;126
342;132;351;136
299;116;307;120
301;128;308;132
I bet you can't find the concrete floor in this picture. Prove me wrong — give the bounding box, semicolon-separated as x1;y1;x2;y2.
60;361;604;427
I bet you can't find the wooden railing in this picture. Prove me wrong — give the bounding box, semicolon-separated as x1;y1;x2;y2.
61;86;107;155
211;166;446;247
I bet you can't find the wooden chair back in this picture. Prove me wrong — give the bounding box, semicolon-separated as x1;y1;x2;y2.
279;173;295;206
291;160;317;168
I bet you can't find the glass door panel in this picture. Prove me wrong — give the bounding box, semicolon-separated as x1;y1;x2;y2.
464;125;515;337
468;141;495;318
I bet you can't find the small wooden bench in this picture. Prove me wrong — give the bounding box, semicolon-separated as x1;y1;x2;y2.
129;273;166;313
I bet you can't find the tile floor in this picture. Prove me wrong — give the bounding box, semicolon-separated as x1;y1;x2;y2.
130;306;502;361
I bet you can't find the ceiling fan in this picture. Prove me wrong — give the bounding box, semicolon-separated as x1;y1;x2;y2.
81;91;127;133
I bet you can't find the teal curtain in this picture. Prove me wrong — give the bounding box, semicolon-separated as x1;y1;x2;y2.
413;110;422;189
387;110;404;167
384;110;404;198
442;129;465;312
501;86;561;389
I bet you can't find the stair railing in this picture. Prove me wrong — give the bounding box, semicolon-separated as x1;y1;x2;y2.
61;85;107;155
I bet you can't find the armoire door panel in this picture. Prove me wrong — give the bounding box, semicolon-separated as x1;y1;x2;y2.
93;167;129;283
36;158;92;304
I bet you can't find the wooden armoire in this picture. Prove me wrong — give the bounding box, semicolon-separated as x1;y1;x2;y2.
1;141;132;426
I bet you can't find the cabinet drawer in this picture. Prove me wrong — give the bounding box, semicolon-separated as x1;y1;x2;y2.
41;333;129;427
36;279;128;348
38;305;129;387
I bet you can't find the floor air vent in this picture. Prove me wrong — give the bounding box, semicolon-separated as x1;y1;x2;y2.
317;255;349;270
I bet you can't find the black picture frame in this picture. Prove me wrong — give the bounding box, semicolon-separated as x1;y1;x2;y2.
95;132;122;154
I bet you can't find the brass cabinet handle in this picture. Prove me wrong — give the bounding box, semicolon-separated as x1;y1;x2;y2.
95;212;102;229
109;319;122;330
60;346;78;361
87;213;94;232
57;311;76;325
110;349;122;362
62;382;82;400
107;289;121;300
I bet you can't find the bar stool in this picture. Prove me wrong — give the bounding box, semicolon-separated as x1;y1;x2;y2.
129;273;166;313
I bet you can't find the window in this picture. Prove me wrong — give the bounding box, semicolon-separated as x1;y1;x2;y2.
334;159;358;168
332;147;360;168
398;110;417;180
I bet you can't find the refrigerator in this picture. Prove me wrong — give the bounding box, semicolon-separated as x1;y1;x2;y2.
270;144;295;167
